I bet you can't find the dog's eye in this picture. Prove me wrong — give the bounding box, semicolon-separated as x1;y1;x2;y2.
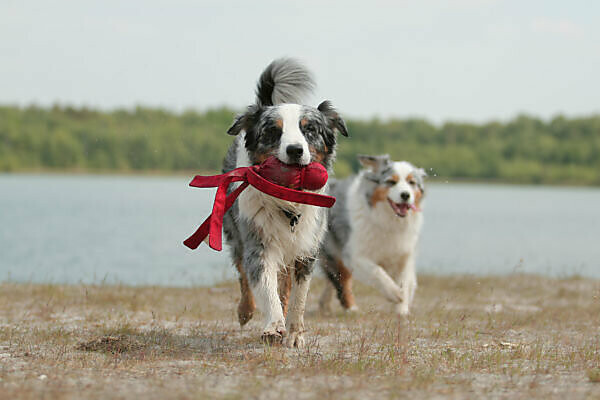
385;180;397;186
303;123;316;133
408;180;416;186
267;126;282;136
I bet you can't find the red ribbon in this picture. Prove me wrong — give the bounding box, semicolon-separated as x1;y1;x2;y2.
183;166;336;251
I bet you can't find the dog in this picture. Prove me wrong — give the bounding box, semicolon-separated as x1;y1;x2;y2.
222;58;348;347
318;154;426;316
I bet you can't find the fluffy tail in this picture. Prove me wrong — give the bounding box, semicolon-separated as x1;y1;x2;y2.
255;58;315;107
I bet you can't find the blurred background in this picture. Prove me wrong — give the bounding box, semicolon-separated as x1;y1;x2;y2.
1;0;599;285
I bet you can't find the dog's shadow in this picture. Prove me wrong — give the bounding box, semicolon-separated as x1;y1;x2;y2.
76;327;258;358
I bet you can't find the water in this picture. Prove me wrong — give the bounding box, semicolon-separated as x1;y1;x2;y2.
419;183;600;277
1;174;599;286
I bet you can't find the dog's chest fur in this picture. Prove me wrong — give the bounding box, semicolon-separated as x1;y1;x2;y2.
346;178;423;268
235;135;326;266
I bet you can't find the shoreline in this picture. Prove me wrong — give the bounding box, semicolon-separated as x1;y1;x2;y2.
2;170;599;189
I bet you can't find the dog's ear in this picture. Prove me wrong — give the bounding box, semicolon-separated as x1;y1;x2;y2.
227;114;245;136
414;167;427;194
227;105;261;136
357;154;390;172
318;100;348;137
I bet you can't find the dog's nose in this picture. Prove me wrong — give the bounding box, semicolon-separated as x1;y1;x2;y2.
286;144;304;159
400;191;410;201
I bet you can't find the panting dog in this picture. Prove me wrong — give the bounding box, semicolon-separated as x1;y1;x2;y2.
318;154;426;316
222;58;348;347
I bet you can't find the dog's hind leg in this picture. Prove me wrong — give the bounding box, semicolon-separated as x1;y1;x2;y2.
318;281;334;313
235;261;256;327
318;255;336;313
284;258;315;348
320;255;357;312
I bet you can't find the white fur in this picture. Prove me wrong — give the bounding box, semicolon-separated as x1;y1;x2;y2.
235;133;325;343
344;162;424;315
251;257;286;336
283;274;311;348
387;161;419;205
277;104;311;166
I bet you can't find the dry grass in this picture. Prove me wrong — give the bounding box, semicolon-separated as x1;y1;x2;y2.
0;274;599;399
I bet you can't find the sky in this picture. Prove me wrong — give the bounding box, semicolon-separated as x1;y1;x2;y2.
1;0;599;123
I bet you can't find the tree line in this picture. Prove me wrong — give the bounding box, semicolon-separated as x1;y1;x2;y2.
1;105;599;185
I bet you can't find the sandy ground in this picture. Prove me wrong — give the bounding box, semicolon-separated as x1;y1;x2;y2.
0;274;599;399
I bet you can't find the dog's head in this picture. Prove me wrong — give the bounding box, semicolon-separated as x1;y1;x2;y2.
227;101;347;170
359;154;426;217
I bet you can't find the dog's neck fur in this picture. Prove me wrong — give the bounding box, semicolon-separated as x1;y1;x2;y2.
235;134;327;264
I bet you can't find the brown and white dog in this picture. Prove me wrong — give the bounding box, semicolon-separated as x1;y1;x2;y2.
318;154;426;316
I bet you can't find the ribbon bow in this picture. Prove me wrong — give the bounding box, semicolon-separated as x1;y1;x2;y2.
183;159;335;251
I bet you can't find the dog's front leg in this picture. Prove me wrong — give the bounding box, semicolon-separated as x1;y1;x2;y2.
245;249;286;344
283;258;315;348
396;253;417;316
348;257;404;310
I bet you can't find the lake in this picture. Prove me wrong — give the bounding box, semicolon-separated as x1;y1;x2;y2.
1;174;599;286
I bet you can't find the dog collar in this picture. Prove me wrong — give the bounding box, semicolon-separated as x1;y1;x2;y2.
281;208;302;233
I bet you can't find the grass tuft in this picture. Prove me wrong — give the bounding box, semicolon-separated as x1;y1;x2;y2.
588;368;600;383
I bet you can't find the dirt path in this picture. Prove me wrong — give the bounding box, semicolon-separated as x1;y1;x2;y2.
0;274;599;399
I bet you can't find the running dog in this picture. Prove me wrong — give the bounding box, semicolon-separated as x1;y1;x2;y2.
222;58;348;347
318;154;426;316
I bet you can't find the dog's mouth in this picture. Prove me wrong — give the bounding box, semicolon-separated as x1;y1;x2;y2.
387;199;417;218
270;155;301;167
282;158;310;167
253;157;300;167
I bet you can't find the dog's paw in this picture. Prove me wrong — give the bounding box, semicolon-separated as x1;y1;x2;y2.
345;304;359;313
283;330;305;348
261;330;284;345
284;322;305;348
394;302;410;317
237;306;254;328
261;320;286;345
381;284;404;304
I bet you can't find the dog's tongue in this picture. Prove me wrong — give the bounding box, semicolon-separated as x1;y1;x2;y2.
389;200;420;217
389;201;409;217
398;203;410;216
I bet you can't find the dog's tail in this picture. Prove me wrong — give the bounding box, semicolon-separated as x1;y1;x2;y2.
255;58;315;107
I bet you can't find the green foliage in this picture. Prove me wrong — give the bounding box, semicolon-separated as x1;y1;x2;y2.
1;105;599;185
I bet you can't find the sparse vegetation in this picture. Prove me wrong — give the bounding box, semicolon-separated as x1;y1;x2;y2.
0;274;599;399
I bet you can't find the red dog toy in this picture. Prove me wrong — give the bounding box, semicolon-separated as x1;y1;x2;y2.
184;156;335;251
